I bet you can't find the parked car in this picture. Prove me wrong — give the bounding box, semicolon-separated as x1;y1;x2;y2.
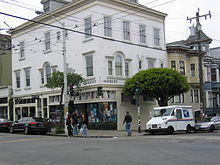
0;119;14;132
195;116;220;132
10;117;48;134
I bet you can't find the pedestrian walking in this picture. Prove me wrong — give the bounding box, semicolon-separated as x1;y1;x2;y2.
66;113;73;137
123;111;132;136
80;112;88;137
72;111;79;135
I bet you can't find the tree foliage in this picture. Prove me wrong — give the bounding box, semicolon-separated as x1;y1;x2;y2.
45;71;85;128
45;71;85;89
45;71;84;109
123;68;190;106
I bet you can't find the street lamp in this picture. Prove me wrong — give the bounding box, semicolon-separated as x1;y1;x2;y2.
35;11;68;126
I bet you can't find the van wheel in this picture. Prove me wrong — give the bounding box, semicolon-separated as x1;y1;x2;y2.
186;125;192;133
168;126;174;135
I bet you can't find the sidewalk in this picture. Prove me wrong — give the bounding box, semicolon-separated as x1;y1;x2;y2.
47;130;146;138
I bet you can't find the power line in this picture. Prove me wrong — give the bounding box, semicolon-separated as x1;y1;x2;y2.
151;0;177;8
0;12;166;52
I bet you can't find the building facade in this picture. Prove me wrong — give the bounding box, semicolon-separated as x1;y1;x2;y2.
0;34;12;120
167;26;213;121
11;0;167;130
204;47;220;117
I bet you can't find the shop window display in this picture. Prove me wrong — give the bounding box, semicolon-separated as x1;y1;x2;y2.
87;102;117;130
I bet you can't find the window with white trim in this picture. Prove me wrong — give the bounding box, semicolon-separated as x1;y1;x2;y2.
24;68;30;87
139;25;146;43
115;55;123;76
153;28;160;46
194;89;199;103
85;17;92;39
104;16;112;37
179;61;185;75
138;60;142;70
171;60;176;70
211;68;217;81
125;62;129;77
15;71;21;88
86;55;93;76
123;21;130;40
19;41;25;58
190;63;195;77
45;32;51;51
108;60;113;76
191;89;194;103
147;58;155;69
45;64;51;83
40;70;44;85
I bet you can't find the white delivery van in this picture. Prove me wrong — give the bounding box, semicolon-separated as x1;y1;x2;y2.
146;105;195;134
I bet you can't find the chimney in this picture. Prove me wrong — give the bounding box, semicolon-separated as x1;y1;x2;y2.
127;0;139;3
41;0;71;13
189;26;196;36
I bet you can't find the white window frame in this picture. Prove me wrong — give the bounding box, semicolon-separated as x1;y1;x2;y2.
153;28;160;46
115;55;123;76
85;17;92;39
139;24;146;43
171;60;176;70
123;21;130;41
86;55;93;77
45;32;51;51
24;68;31;87
108;60;113;76
19;41;25;59
179;61;185;75
211;68;217;81
190;63;196;77
15;70;21;89
147;58;156;69
45;64;51;83
104;16;112;37
125;62;129;77
39;69;44;85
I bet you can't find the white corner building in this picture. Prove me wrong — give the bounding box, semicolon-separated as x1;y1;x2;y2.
11;0;167;130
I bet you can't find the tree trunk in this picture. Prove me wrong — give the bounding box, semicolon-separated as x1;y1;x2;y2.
158;99;168;107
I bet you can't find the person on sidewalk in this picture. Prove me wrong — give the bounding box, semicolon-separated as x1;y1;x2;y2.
72;111;79;135
123;111;132;136
80;112;88;137
66;113;73;137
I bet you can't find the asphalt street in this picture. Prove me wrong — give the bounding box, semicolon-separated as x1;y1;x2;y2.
0;132;220;165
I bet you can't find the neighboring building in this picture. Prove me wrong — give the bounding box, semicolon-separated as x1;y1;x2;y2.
0;34;12;119
167;25;212;121
203;47;220;117
11;0;167;130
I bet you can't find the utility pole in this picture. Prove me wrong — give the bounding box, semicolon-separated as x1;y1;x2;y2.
187;9;211;114
135;82;141;133
35;11;68;129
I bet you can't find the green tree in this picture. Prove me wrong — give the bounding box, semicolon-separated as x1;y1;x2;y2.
45;71;85;108
123;68;190;106
45;71;85;128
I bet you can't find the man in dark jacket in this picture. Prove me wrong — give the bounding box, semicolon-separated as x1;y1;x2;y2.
123;111;132;136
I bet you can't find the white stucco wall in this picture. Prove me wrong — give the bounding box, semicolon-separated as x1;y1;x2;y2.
11;0;167;129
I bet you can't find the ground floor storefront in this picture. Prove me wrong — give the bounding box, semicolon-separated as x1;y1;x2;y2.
12;87;157;130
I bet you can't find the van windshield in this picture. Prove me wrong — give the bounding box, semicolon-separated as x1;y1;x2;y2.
153;108;174;117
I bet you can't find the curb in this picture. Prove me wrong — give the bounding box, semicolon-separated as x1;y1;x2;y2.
46;133;118;138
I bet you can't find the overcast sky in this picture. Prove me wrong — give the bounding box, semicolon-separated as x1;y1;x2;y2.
0;0;219;48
